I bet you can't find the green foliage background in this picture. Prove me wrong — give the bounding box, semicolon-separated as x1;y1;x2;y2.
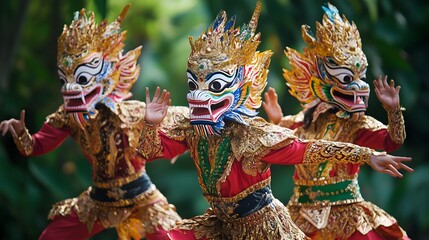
0;0;428;239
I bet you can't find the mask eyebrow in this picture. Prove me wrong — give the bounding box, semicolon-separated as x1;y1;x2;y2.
206;70;235;82
58;68;66;75
324;60;354;75
73;58;103;76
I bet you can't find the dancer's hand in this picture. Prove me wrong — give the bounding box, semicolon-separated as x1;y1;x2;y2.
262;87;283;124
0;110;26;138
145;87;171;125
368;153;413;178
374;75;401;109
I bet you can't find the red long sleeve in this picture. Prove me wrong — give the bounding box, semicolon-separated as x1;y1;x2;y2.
150;131;188;161
355;128;400;152
30;123;70;156
262;139;307;165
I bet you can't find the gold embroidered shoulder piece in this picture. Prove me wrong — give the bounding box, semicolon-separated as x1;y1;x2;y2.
163;106;190;130
46;105;69;129
230;116;297;175
278;111;304;129
116;101;146;149
360;115;387;132
161;107;191;142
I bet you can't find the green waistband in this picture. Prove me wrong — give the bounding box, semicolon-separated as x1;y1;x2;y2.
293;178;363;205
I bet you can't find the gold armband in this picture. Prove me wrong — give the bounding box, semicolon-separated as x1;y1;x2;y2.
13;128;34;156
303;140;372;165
384;105;406;144
136;122;163;159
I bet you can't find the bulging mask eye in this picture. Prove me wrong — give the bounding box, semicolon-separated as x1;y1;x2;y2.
208;79;229;93
187;70;198;91
188;79;197;91
205;70;236;93
324;58;355;85
76;73;91;85
341;75;353;84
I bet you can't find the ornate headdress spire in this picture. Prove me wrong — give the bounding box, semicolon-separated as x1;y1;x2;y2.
302;3;367;70
188;1;267;75
57;5;130;66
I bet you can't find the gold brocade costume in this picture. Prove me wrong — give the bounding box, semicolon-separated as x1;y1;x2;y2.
280;111;407;239
14;101;187;239
275;3;408;239
175;198;303;240
7;5;186;239
138;109;380;240
141;115;308;240
137;2;390;239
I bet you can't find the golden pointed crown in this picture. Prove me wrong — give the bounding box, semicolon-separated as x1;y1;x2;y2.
57;5;130;67
57;5;141;102
302;3;367;71
284;3;368;107
188;1;272;110
188;1;268;76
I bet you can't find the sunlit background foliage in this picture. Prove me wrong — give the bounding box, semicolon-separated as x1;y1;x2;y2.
0;0;428;239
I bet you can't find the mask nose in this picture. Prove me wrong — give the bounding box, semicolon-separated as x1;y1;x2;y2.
62;83;83;92
348;79;369;91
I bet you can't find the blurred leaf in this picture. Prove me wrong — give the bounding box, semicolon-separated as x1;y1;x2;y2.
94;0;107;19
363;0;378;22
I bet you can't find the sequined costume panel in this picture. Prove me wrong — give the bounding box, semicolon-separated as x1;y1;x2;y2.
288;202;407;240
281;111;408;239
171;199;307;240
48;186;180;238
157;116;308;239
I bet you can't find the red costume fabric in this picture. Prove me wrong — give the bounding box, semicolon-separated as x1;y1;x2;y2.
137;115;376;240
39;211;104;240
